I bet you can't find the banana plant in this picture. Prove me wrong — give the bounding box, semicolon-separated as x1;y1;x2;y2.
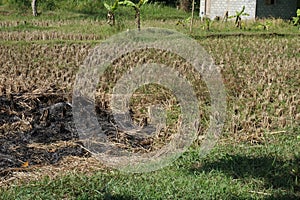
104;0;119;26
292;9;300;26
119;0;148;31
256;20;272;30
229;6;249;29
205;17;214;31
176;16;191;27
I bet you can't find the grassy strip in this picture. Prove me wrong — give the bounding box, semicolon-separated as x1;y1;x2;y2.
1;4;299;36
0;4;189;21
0;127;299;199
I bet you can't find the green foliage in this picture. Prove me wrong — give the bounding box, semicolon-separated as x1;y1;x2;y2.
229;6;249;21
104;0;120;25
72;0;102;13
256;20;273;30
119;0;148;9
140;3;189;20
104;0;119;12
3;0;31;10
137;0;148;8
119;0;136;8
204;17;213;31
1;0;103;13
176;16;191;27
39;0;57;11
229;6;249;29
292;9;300;26
118;0;149;30
235;6;248;16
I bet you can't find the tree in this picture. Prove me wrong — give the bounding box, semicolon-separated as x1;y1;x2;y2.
179;0;190;12
104;0;119;26
189;0;195;33
32;0;37;16
119;0;148;31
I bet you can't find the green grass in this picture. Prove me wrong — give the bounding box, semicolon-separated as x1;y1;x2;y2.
0;3;299;37
0;3;189;21
0;127;299;199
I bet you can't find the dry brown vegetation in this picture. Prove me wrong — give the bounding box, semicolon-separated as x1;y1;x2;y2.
202;37;299;143
0;32;299;185
1;35;298;137
0;43;91;94
0;31;102;41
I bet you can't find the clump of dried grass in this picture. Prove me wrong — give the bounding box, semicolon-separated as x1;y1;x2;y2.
0;31;101;41
1;36;298;143
0;43;91;96
201;36;299;143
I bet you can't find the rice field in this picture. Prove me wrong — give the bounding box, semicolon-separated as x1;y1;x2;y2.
0;5;299;198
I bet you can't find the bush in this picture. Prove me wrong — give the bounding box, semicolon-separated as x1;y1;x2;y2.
1;0;103;13
71;0;103;13
3;0;31;10
39;0;57;11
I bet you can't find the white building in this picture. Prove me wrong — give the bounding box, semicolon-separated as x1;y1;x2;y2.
199;0;298;20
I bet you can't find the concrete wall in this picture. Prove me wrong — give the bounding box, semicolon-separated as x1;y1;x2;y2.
199;0;298;20
199;0;206;17
256;0;298;19
211;0;256;19
200;0;257;19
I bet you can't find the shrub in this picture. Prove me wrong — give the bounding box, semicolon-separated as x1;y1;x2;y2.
3;0;31;10
1;0;103;13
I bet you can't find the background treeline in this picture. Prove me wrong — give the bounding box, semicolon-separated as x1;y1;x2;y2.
0;0;193;13
1;0;107;13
